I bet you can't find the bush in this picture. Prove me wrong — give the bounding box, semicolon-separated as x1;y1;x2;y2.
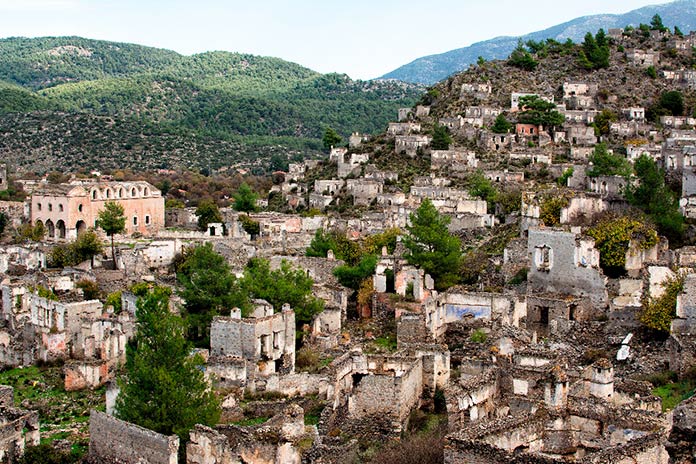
470;329;488;343
640;272;685;332
586;215;658;273
239;214;260;236
20;444;82;464
76;279;100;300
105;290;123;313
539;195;569;227
295;346;320;372
369;427;445;464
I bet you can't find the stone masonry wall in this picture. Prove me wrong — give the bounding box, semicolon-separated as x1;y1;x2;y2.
89;410;179;464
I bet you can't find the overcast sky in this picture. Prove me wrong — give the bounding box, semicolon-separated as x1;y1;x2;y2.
0;0;673;79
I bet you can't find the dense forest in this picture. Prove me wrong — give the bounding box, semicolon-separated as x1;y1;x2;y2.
0;37;421;173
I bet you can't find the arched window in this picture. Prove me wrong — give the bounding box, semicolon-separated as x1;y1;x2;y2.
78;204;83;212
133;216;138;226
145;215;151;225
144;187;150;196
37;203;42;211
48;203;53;212
131;188;137;197
58;204;64;212
92;190;97;200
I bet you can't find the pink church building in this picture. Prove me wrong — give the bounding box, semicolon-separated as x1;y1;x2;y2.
31;181;164;241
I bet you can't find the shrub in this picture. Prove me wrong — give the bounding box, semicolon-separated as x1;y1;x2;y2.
640;272;685;332
76;279;100;300
239;214;260;236
105;290;123;313
539;195;569;227
470;329;488;343
586;215;658;272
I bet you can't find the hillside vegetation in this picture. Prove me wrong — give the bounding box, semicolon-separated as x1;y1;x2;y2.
0;37;421;173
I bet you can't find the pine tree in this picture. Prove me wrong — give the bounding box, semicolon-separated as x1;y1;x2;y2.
115;286;220;442
431;124;452;150
233;183;258;213
97;201;125;263
403;199;462;290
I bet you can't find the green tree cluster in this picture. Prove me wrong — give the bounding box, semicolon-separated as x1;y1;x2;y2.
467;171;498;209
491;113;512;134
403;199;462;290
579;29;610;70
587;143;632;178
176;243;243;344
48;229;104;268
648;91;685;122
233;182;258;213
626;155;684;244
322;126;342;150
13;222;45;242
593;109;618;136
195;199;222;231
239;214;260;236
177;243;324;343
507;41;538;71
586;215;658;273
116;286;220;442
517;95;565;128
650;14;668;32
539;195;569;227
238;258;324;327
307;228;400;291
431;124;452;150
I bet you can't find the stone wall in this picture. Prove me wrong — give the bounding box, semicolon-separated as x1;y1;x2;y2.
89;410;179;464
527;228;607;308
0;390;39;464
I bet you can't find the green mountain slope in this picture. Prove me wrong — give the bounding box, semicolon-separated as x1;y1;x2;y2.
0;37;422;173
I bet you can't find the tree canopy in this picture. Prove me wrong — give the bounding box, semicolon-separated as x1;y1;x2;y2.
48;229;104;268
322;126;342;150
508;40;538;71
579;29;610;69
586;215;658;275
491;113;512;134
195;199;223;231
403;199;462;290
431;124;452;150
176;242;243;344
97;200;125;262
115;286;220;442
238;258;324;327
517;95;564;128
587;143;632;178
232;182;258;213
626;154;684;244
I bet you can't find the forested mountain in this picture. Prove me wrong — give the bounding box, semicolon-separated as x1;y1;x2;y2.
0;37;421;173
381;0;696;84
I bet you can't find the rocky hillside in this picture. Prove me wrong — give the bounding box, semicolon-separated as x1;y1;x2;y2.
426;32;696;122
381;0;696;84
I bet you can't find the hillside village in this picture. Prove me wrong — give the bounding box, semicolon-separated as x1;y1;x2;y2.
0;21;695;464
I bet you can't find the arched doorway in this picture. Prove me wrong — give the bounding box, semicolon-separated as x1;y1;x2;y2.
56;220;66;239
45;220;55;239
76;220;87;236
